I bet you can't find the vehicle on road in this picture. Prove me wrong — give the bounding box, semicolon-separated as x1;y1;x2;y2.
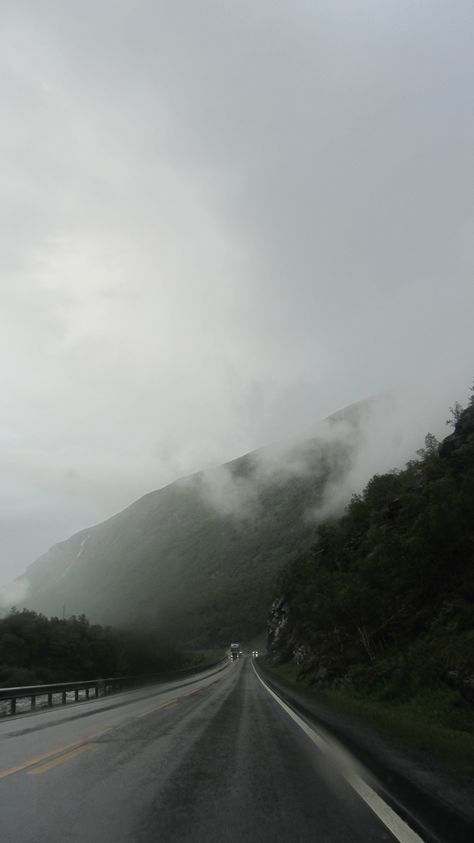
230;642;241;662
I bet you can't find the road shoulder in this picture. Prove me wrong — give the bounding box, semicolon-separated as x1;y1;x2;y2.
256;660;474;843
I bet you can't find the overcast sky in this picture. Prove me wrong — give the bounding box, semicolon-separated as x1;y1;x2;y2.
1;0;473;583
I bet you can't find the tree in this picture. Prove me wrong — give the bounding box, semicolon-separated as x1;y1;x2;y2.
417;432;439;459
446;401;464;427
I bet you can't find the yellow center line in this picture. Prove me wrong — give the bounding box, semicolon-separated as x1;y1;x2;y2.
27;744;94;776
0;727;112;780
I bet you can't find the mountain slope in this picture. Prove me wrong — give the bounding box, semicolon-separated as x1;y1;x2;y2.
269;403;474;698
9;397;405;645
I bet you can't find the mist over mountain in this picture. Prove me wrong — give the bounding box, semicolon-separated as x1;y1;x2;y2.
3;395;434;645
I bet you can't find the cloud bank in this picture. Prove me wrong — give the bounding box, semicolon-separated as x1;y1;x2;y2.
0;1;473;581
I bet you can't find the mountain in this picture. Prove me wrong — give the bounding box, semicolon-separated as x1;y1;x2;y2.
268;402;474;702
6;396;404;645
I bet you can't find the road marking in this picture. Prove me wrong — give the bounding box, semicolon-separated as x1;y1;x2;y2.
0;727;112;780
27;744;94;775
253;666;424;843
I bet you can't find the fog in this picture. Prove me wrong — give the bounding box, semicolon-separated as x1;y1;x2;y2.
1;1;473;584
194;389;452;525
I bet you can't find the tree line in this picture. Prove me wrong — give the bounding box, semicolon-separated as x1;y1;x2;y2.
0;610;182;686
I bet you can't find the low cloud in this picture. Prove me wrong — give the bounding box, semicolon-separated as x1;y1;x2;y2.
197;464;260;520
195;389;451;528
0;2;472;582
0;577;30;611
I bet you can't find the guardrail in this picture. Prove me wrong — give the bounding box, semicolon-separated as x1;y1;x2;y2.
0;657;227;717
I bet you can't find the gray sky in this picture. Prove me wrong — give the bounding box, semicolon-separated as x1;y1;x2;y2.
1;0;473;584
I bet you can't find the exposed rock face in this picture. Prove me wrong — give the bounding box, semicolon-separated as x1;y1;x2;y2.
266;598;295;664
266;598;313;667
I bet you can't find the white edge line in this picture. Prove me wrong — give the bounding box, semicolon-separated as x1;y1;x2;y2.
252;663;425;843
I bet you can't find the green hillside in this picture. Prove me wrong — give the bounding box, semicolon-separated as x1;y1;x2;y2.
16;400;376;646
268;390;474;767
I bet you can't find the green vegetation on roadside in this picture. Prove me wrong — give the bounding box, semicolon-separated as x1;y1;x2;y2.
182;650;226;669
0;609;183;685
262;660;474;777
268;386;474;775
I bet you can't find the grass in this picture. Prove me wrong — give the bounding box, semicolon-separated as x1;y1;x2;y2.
183;650;226;668
260;661;474;778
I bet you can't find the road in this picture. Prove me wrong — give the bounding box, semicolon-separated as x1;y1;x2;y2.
0;657;422;843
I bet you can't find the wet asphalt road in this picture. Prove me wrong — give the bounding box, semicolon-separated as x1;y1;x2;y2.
0;657;402;843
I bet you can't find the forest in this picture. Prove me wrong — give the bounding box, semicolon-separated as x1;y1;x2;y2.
0;610;181;686
272;389;474;723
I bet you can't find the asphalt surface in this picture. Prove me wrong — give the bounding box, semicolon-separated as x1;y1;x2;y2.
0;657;413;843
